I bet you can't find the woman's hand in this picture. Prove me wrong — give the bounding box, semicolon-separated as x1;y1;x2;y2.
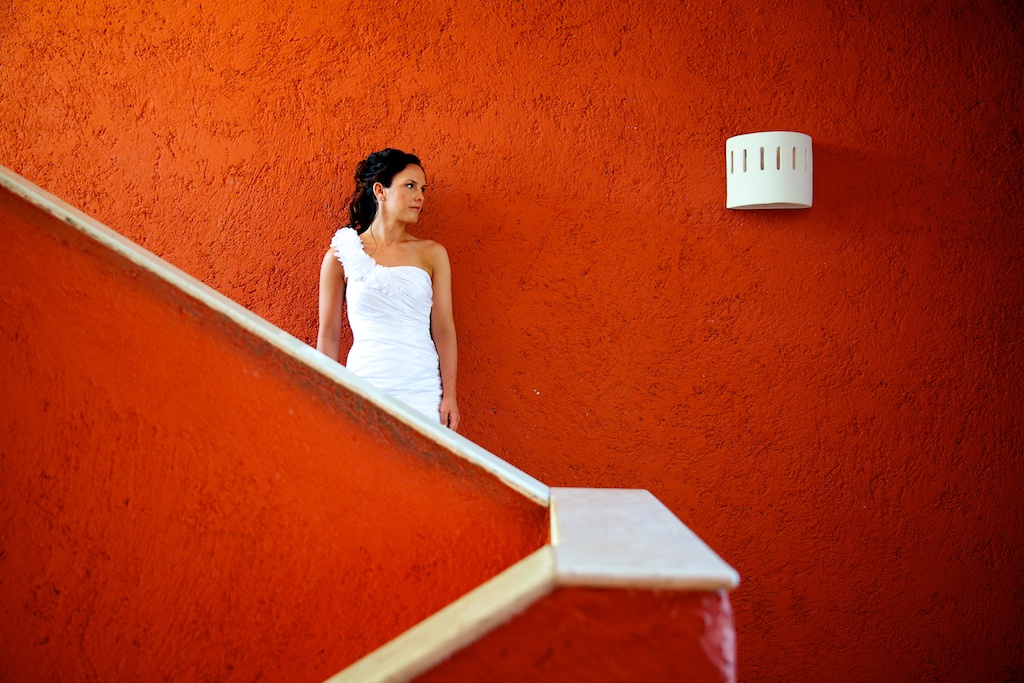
440;395;460;431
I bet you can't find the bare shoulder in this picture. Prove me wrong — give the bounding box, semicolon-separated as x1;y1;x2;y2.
321;246;345;278
415;238;449;262
405;237;449;274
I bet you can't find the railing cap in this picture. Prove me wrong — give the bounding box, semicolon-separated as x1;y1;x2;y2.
551;487;740;590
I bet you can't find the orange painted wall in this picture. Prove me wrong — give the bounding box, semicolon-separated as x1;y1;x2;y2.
417;588;735;683
2;0;1022;680
0;187;547;681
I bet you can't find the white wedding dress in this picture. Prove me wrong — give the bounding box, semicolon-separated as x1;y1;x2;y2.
330;227;441;421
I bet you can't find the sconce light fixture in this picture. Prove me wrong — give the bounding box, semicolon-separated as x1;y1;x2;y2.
726;131;812;209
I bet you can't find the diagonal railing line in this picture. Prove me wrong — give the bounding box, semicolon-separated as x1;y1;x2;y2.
0;165;548;506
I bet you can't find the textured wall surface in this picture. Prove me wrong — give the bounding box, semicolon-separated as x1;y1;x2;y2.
0;187;548;682
417;588;735;683
2;0;1022;680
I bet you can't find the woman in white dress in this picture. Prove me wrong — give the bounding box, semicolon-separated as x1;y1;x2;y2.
316;149;460;430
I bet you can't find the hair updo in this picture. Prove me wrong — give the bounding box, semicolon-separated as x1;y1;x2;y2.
346;148;423;235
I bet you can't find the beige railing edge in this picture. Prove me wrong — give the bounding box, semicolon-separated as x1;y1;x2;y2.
0;165;549;507
324;546;557;683
551;488;741;590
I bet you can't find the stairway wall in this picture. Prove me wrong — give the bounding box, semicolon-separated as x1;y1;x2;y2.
415;587;735;683
0;185;548;682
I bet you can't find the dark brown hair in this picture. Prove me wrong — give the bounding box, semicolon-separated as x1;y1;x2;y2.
346;148;423;234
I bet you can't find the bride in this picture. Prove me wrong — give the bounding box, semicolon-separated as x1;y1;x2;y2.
316;149;460;430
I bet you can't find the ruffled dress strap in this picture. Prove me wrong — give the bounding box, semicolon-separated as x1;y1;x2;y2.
330;227;398;296
331;227;374;280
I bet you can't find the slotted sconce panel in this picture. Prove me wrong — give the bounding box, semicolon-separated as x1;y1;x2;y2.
726;131;812;209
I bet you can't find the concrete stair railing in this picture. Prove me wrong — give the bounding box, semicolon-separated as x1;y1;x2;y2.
330;487;739;682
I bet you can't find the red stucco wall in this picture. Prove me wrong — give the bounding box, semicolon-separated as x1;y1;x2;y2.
2;0;1022;680
0;186;547;681
417;588;735;683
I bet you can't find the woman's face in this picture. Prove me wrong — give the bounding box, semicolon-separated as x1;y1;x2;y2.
379;164;426;223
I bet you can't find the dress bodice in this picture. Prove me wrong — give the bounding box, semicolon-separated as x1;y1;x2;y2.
331;227;432;320
330;227;441;420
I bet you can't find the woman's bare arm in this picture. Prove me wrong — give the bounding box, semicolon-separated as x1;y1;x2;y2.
317;248;346;361
428;243;460;430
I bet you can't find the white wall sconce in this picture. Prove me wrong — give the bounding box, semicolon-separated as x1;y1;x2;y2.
726;131;812;209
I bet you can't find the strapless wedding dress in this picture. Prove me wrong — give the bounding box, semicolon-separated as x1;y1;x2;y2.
330;227;441;421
